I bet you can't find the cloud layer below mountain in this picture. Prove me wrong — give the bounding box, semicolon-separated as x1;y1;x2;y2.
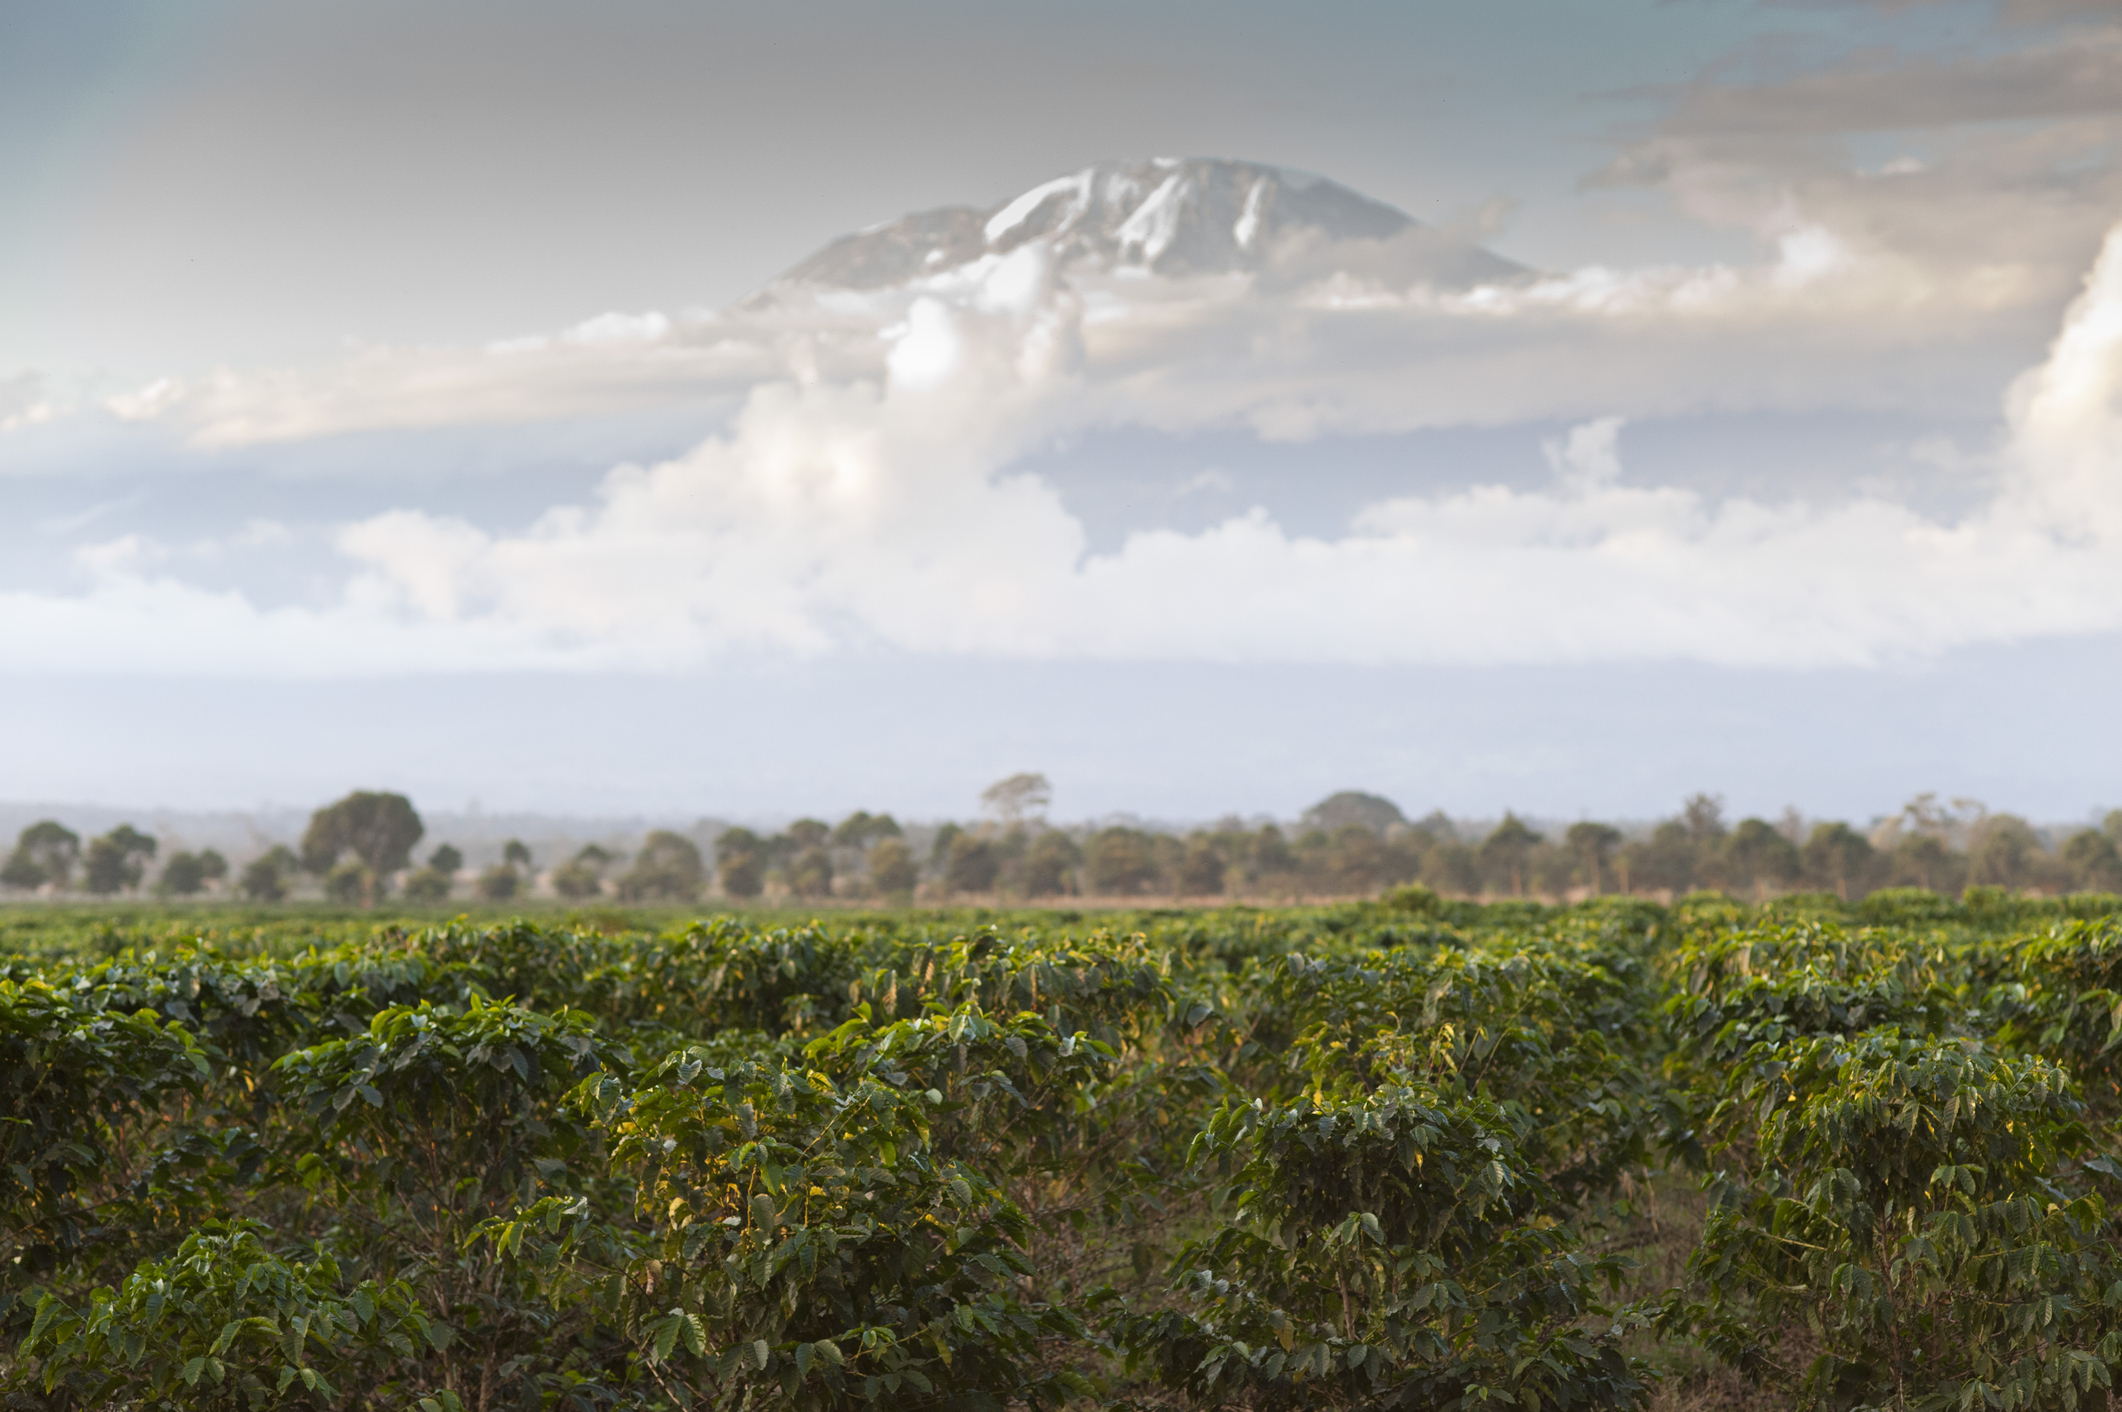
8;194;2116;678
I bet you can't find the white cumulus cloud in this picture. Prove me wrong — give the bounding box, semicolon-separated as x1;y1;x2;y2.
9;210;2122;678
306;221;2122;673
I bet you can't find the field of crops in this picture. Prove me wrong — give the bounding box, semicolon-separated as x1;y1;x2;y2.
7;888;2122;1411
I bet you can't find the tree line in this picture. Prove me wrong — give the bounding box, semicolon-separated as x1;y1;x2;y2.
6;781;2120;907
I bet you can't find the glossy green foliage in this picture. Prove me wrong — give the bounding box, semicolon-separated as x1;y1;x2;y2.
1663;923;1964;1070
0;976;210;1279
13;895;2122;1412
1257;940;1661;1205
1990;918;2122;1120
21;1219;441;1410
1687;1029;2122;1409
272;997;619;1407
1114;1082;1644;1411
586;1047;1092;1412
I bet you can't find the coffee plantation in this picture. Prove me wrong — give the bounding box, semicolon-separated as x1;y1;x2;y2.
7;890;2122;1410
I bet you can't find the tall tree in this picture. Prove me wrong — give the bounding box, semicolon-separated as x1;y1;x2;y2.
1967;814;2044;891
942;834;1000;896
1479;814;1542;897
866;837;918;899
403;843;465;902
1021;830;1080;898
2062;829;2122;892
1563;821;1623;894
621;831;706;902
1084;827;1161;896
300;792;423;906
832;811;902;850
1298;790;1407;835
238;845;299;901
715;828;765;900
1;820;81;891
787;843;834;899
81;825;157;896
1723;818;1802;898
155;848;227;898
1802;822;1875;900
551;844;615;900
980;772;1053;825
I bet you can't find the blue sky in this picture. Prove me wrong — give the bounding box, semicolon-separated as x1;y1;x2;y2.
3;0;2120;824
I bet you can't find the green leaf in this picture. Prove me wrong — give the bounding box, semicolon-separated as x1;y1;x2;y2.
652;1313;683;1364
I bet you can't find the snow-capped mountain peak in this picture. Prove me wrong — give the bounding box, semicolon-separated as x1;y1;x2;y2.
778;157;1525;290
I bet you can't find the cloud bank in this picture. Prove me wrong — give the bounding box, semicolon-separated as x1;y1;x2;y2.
6;203;2119;677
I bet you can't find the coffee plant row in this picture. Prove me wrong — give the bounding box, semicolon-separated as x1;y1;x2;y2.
8;887;2122;1410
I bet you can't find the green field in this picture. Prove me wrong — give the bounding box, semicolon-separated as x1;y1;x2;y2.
6;890;2122;1410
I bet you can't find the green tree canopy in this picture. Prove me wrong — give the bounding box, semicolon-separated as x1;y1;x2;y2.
785;818;831;851
1478;813;1542;896
832;811;902;848
1968;813;2043;890
1564;821;1623;893
1722;817;1801;894
1299;789;1407;835
1021;829;1080;897
2062;828;2122;892
237;845;298;901
1803;820;1875;898
2;820;81;891
866;837;918;898
300;792;423;880
715;828;765;899
787;844;834;899
941;833;999;895
1084;827;1161;896
81;825;157;896
622;830;706;901
550;843;616;900
155;849;228;898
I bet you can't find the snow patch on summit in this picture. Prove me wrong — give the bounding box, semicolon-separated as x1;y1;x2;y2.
984;171;1094;245
1114;174;1186;265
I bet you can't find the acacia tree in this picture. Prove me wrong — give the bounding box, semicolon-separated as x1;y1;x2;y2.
980;772;1052;825
300;792;423;907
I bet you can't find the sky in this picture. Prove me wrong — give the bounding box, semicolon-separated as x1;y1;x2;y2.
3;0;2121;826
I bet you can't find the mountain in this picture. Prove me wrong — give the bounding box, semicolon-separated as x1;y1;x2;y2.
777;157;1530;291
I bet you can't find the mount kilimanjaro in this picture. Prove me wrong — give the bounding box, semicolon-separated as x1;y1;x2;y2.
773;157;1530;292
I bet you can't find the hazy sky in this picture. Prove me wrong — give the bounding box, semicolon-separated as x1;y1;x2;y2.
4;0;2121;824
